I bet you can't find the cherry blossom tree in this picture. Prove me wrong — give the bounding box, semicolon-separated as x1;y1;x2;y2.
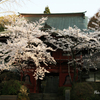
1;12;100;82
0;15;56;80
43;26;100;83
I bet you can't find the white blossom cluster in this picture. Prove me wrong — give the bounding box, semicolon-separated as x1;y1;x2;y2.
44;25;100;71
33;66;50;80
46;26;100;51
0;15;56;80
1;12;100;80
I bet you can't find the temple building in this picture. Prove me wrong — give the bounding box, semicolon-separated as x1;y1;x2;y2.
19;12;87;93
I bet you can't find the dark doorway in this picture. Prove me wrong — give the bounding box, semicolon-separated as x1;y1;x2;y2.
41;73;59;93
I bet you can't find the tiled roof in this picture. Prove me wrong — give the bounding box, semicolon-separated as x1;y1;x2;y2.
20;12;88;30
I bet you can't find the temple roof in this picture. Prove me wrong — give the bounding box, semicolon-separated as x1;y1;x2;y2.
20;12;88;30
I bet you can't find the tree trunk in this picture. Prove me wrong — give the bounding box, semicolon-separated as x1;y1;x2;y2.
71;48;76;88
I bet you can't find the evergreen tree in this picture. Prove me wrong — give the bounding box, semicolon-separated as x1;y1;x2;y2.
44;6;51;14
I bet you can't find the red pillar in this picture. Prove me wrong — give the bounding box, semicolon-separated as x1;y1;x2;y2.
20;72;23;81
33;79;37;93
59;62;62;87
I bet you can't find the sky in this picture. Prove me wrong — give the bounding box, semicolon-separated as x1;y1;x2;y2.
1;0;100;18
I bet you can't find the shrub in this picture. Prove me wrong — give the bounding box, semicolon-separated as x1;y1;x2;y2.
71;82;100;100
0;80;23;95
88;82;100;92
17;85;30;100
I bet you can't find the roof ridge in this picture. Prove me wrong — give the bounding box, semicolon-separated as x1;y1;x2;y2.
19;11;87;15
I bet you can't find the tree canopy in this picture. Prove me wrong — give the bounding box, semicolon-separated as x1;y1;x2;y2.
0;15;56;80
0;14;17;32
88;9;100;31
1;11;100;80
44;6;51;14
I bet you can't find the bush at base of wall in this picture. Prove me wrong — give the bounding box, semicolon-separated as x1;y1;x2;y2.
0;80;23;95
71;82;100;100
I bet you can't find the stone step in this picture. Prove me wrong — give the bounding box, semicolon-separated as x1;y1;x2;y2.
29;93;58;100
0;95;17;100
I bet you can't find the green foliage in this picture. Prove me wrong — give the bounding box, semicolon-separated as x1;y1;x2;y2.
71;82;100;100
44;6;51;14
88;82;100;90
0;80;23;95
0;24;5;32
0;16;8;32
17;85;30;100
19;85;29;96
0;14;17;32
17;94;30;100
